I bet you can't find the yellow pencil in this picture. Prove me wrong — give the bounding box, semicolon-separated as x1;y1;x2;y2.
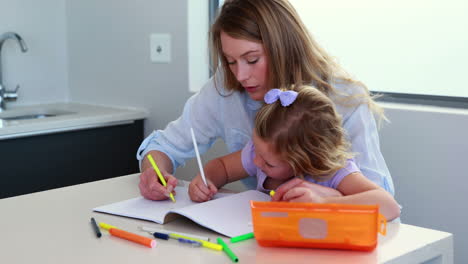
147;154;176;202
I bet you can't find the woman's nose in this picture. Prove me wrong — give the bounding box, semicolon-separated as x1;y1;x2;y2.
234;64;250;82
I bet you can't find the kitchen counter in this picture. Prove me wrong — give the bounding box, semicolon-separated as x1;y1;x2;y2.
0;102;148;140
0;173;454;264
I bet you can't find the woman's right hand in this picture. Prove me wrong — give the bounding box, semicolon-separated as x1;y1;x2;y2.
188;174;218;202
139;166;178;201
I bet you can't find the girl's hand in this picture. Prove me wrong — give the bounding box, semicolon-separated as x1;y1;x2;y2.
271;177;309;201
282;187;325;203
188;174;218;202
271;177;342;201
139;167;178;201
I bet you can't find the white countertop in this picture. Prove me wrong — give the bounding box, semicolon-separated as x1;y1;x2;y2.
0;102;148;140
0;173;453;264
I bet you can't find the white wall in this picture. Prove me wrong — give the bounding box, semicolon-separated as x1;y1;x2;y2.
0;0;68;105
380;103;467;264
66;0;192;136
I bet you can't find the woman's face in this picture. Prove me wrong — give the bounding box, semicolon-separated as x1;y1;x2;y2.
220;31;269;101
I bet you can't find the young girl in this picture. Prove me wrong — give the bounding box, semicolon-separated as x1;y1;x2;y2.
189;86;400;221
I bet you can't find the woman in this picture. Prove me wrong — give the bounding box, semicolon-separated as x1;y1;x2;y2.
137;0;394;201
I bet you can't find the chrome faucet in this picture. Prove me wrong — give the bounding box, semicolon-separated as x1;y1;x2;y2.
0;32;28;112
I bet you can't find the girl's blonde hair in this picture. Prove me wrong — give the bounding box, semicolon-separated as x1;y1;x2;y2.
255;85;353;180
210;0;385;120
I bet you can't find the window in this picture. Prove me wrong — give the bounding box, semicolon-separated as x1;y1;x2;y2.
288;0;468;106
188;1;215;93
188;0;221;93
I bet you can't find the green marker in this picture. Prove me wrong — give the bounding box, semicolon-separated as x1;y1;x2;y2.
217;237;239;263
230;232;255;243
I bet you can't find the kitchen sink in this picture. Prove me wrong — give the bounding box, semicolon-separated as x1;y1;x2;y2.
0;108;76;121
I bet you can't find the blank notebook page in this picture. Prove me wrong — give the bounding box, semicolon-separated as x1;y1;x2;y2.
172;189;270;237
94;186;202;223
93;186;270;237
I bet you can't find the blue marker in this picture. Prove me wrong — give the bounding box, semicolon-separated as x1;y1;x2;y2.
177;238;202;247
152;232;170;240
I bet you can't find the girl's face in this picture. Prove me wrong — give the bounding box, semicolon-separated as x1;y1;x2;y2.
252;132;294;180
220;31;269;101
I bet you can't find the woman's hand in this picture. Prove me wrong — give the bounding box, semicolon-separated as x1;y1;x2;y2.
189;174;218;202
138;166;178;201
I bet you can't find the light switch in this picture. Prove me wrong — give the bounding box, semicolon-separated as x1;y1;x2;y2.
150;33;171;63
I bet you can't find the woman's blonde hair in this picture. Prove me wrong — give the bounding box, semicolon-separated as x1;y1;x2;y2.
255;85;353;180
210;0;385;120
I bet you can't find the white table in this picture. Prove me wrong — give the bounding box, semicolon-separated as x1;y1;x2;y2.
0;174;453;263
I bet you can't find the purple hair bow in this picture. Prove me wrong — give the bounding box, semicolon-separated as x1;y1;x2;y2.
264;89;298;107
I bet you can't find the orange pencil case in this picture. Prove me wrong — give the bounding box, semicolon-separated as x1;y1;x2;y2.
251;201;386;251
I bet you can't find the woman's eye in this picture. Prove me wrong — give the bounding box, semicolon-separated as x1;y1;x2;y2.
226;60;236;65
247;58;259;64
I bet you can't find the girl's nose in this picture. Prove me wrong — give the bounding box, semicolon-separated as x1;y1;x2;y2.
253;155;263;169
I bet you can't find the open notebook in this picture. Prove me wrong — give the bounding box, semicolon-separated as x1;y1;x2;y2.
93;186;270;237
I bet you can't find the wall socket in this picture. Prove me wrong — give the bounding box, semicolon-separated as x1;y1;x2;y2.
150;33;171;63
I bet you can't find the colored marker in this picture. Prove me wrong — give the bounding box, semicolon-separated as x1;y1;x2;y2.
217;237;239;263
269;190;276;197
170;233;222;251
109;228;156;248
99;222;156;248
152;232;170;240
230;232;255;243
140;226;211;241
177;238;202;247
99;222;118;230
90;217;102;238
147;154;176;203
150;231;201;247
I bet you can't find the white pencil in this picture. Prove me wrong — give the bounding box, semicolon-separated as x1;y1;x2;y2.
190;127;208;186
